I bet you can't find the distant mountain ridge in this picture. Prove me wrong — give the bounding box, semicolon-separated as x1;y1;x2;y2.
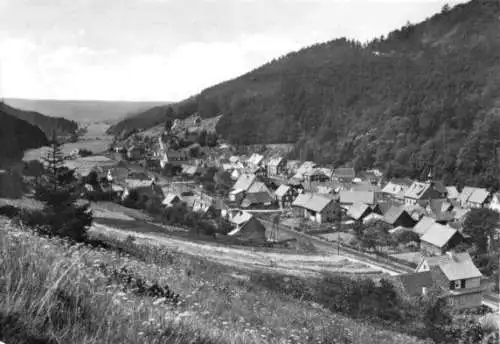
1;102;78;138
0;102;48;168
109;0;500;189
5;98;171;125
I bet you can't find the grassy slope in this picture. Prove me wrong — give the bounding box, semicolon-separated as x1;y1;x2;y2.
0;217;426;344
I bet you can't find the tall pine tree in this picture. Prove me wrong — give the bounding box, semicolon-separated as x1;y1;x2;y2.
34;133;92;242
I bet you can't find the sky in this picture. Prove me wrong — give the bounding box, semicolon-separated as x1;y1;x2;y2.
0;0;467;102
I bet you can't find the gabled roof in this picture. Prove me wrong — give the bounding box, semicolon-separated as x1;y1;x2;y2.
232;173;256;192
467;188;490;205
446;186;459;199
162;193;180;206
394;271;434;297
420;223;459;248
275;184;291;198
421;251;473;268
333;167;355;179
383;206;410;225
413;216;436;236
459;186;476;204
247;181;271;195
404;182;431;200
347;202;371;220
267;156;284;167
241;192;274;208
292;192;333;212
439;259;482;281
351;182;382;192
247;153;264;166
339;191;377;205
230;211;253;225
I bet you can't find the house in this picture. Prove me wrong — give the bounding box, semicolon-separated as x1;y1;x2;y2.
404;181;447;207
465;188;491;209
489;192;500;213
267;156;287;177
160;149;190;168
192;196;219;218
413;216;436;236
333;167;355;182
228;211;267;243
292;193;337;224
350;182;382;193
246;153;264;168
339;191;383;208
347;202;373;222
121;179;164;202
358;170;383;185
420;223;464;256
382;178;413;203
303;169;330;192
274;184;299;208
415;252;484;310
446;186;460;203
232;173;257;192
458;187;475;208
286;160;302;176
241;192;274;209
292;161;316;181
383;206;416;228
127;145;145;160
162;193;182;207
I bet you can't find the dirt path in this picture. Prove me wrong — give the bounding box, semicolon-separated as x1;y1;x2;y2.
90;223;387;278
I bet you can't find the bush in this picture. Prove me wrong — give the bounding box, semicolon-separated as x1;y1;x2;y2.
0;205;20;218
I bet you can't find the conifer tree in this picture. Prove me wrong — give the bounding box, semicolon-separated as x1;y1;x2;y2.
34;132;92;242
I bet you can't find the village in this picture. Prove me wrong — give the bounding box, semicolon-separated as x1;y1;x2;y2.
55;114;500;314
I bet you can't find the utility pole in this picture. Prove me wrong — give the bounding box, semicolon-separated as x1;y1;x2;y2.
338;202;341;256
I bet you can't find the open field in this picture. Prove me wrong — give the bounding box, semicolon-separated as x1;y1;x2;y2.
90;222;383;279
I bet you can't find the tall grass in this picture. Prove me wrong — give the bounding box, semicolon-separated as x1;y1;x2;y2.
0;217;427;344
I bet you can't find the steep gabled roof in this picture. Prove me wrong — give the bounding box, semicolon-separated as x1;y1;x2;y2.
404;182;431;200
339;191;377;205
438;259;482;281
446;186;459;199
232;173;256;192
413;216;436;236
420;223;459;248
468;188;490;205
292;193;313;208
383;206;410;225
459;186;476;204
275;184;291;198
247;181;271;195
347;202;371;220
304;194;333;212
394;271;434;297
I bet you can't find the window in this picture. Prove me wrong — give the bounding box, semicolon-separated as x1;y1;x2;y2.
449;281;455;290
455;281;460;289
461;280;466;289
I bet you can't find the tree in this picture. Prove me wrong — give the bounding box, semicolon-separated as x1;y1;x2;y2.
463;208;499;253
34;133;93;242
421;295;452;344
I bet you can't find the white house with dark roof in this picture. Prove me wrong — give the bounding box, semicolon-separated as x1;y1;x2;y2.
404;181;447;207
415;251;484;309
292;193;336;223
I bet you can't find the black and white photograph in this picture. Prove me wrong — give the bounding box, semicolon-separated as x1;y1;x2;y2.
0;0;500;343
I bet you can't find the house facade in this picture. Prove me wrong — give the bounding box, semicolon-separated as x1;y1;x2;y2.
292;193;337;223
274;184;299;208
420;223;463;256
267;156;287;177
404;181;447;207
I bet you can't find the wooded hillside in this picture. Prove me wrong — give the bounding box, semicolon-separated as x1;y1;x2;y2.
1;102;78;137
109;0;500;189
0;103;49;167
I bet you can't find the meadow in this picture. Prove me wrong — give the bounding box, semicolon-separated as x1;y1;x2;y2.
0;216;428;344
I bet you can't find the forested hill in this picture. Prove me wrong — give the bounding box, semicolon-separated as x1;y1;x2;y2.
110;0;500;189
0;103;49;167
1;102;78;137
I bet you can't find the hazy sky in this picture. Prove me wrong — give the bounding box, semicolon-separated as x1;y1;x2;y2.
0;0;466;102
